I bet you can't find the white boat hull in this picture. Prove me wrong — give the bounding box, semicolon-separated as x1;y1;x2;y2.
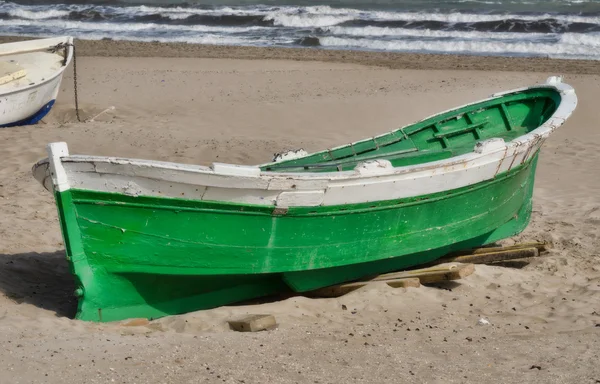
0;36;73;127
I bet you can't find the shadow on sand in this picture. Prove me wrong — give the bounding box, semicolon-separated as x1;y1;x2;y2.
0;251;77;318
0;251;496;320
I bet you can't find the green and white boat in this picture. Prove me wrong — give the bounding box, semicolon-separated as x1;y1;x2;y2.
32;76;577;322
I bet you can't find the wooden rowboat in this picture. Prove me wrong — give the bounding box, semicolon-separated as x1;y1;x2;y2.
0;36;73;128
32;76;576;322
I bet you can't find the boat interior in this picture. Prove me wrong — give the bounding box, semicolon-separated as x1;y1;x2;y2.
261;87;561;173
0;51;66;93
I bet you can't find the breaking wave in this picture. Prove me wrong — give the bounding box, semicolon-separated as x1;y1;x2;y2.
1;0;599;59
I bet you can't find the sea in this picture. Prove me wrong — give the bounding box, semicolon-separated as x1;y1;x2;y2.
1;0;600;60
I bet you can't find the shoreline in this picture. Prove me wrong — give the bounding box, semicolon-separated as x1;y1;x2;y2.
2;35;600;75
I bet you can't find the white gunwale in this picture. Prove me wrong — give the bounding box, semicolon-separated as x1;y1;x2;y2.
32;77;577;207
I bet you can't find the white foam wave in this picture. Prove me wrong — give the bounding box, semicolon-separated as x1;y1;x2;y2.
364;10;600;24
0;19;267;34
134;5;274;17
2;2;600;26
325;26;551;40
264;13;354;27
319;35;598;58
7;9;70;20
559;31;600;46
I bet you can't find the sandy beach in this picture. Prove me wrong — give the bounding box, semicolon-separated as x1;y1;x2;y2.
0;39;599;383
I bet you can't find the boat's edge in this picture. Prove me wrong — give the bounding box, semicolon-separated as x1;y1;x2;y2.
0;36;73;57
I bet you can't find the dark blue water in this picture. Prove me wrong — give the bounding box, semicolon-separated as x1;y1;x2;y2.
2;0;599;59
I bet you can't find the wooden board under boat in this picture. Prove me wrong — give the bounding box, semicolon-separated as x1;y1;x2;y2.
31;76;577;322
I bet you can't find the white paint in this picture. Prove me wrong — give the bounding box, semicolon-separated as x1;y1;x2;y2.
202;187;279;205
210;162;261;177
34;78;577;208
474;138;506;154
267;177;329;191
46;142;69;192
0;36;73;126
354;159;395;176
276;190;325;208
69;171;208;199
272;149;308;162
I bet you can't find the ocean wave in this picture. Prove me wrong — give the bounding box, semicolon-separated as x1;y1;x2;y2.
559;31;600;46
323;26;552;40
1;0;600;60
7;8;70;19
340;18;600;33
319;35;597;58
4;2;600;26
0;19;269;33
264;13;354;28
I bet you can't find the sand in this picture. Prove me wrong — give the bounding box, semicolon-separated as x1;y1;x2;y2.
0;40;599;383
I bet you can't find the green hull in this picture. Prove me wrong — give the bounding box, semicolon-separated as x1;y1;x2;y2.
53;155;539;322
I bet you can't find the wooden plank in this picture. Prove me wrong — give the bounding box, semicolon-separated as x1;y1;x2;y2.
227;314;277;332
433;122;488;139
305;277;420;298
500;103;514;131
434;241;546;257
436;247;539;265
441;241;549;259
369;263;475;284
466;242;549;255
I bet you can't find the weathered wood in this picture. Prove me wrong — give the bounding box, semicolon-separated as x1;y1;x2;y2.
306;277;420;298
228;314;277;332
449;241;549;256
436;247;539;265
369;263;475;284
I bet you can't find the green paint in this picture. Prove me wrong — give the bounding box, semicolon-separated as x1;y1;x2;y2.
261;88;559;172
43;88;559;322
51;155;539;322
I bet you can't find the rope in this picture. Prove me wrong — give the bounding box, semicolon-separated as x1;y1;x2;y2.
49;42;81;122
70;43;81;122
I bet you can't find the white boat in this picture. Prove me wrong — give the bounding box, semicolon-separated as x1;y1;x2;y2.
0;36;73;128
